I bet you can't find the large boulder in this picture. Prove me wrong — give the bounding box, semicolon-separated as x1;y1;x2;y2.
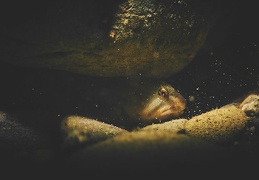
0;0;208;78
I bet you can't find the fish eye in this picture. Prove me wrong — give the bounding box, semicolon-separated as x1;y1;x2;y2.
158;87;169;99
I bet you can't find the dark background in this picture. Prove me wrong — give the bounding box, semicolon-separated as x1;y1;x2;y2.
168;0;259;118
0;0;258;129
0;0;258;175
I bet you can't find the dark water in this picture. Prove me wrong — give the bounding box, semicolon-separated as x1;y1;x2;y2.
170;0;259;118
0;0;258;127
0;1;258;174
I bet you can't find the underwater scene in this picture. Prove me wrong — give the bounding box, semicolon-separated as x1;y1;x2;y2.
0;0;258;177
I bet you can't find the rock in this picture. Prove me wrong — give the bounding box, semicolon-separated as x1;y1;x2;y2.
140;118;187;134
0;111;54;165
60;115;127;150
239;94;259;117
65;129;230;174
0;0;208;78
184;104;250;144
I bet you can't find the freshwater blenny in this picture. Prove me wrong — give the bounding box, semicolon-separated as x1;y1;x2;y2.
123;81;186;123
84;78;186;127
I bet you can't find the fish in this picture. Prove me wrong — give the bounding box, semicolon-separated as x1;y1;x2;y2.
79;77;186;128
0;61;186;130
123;80;186;122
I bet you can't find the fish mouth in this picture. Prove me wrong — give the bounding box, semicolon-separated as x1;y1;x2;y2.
160;108;181;118
153;104;185;120
139;97;186;122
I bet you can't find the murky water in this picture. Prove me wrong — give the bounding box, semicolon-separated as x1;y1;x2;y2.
0;0;258;174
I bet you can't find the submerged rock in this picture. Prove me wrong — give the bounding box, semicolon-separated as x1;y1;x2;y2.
184;104;250;144
0;0;208;78
140;118;187;133
60;115;127;149
0;111;54;164
239;94;259;117
65;129;230;173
